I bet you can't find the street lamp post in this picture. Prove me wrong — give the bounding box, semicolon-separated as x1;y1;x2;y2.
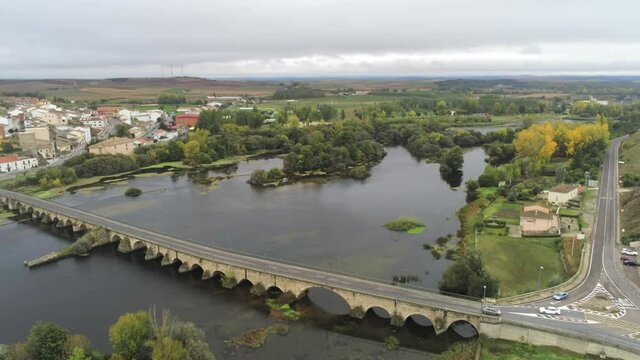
537;266;544;291
483;285;487;300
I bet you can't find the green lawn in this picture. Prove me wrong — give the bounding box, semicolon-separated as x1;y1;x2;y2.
559;208;580;217
483;199;523;225
620;132;640;176
478;234;565;296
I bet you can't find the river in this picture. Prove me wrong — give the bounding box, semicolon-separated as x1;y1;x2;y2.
0;146;486;358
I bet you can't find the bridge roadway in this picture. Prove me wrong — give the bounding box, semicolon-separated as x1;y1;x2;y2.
0;188;482;323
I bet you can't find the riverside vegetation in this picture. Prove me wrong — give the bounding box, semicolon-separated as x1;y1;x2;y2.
0;309;215;360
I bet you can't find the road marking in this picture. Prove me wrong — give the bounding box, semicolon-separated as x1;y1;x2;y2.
510;312;596;324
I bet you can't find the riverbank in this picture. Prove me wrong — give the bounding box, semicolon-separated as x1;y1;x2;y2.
0;150;281;199
437;337;593;360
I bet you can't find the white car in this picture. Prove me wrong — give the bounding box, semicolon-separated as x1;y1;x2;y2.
621;248;639;256
539;306;561;315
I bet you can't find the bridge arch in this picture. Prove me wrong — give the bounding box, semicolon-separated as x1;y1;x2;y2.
236;278;254;288
266;286;283;297
365;306;391;319
447;319;478;338
131;240;147;252
64;219;74;228
190;263;204;272
298;287;351;315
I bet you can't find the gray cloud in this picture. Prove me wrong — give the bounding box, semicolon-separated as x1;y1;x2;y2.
2;0;640;77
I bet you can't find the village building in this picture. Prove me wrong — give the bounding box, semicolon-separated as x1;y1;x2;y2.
0;154;38;173
547;184;579;205
89;137;136;155
80;117;106;128
520;205;560;237
96;106;120;117
18;127;57;159
175;114;199;128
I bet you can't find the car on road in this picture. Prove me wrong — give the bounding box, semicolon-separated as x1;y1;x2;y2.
621;248;638;256
552;291;568;301
539;306;561;315
623;259;640;267
482;305;501;316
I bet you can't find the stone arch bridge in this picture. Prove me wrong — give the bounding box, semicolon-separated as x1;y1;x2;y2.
0;189;493;335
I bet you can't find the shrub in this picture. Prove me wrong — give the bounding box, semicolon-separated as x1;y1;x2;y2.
383;336;400;350
384;217;426;231
124;187;142;197
348;165;370;179
71;238;92;255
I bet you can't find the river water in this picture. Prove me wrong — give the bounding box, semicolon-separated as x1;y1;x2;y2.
0;146;486;358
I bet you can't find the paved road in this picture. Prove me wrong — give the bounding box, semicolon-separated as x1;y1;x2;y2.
521;138;640;310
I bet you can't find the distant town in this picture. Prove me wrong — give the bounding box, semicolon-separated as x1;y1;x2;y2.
0;94;272;174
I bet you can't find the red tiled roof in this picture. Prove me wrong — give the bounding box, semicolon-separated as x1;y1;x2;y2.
0;154;20;163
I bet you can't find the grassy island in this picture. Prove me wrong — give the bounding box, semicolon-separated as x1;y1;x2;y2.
384;217;426;233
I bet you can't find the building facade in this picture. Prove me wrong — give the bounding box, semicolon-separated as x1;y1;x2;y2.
0;154;38;173
547;184;579;205
89;137;136;155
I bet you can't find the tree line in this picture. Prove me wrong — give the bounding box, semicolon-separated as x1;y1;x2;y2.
0;309;215;360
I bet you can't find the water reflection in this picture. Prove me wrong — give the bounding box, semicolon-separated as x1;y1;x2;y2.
0;146;486;357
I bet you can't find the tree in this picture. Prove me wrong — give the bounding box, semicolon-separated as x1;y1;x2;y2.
26;321;69;360
439;146;464;174
109;311;153;360
436;100;448;115
114;123;131;138
1;142;14;153
340;109;346;120
439;250;499;298
68;347;91;360
183;140;201;164
172;322;216;360
151;336;188;360
465;180;479;203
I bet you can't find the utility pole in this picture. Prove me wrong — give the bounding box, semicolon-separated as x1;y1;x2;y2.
537;266;544;291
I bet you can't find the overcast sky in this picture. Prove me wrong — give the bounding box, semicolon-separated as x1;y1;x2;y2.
2;0;640;78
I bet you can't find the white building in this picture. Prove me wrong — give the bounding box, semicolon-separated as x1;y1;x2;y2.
81;118;106;128
547;184;580;204
0;116;22;135
0;154;38;173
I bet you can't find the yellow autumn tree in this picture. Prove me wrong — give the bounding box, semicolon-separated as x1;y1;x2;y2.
514;122;557;168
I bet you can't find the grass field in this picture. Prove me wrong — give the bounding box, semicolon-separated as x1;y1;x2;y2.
478;234;565;296
620;131;640;176
483;199;523;225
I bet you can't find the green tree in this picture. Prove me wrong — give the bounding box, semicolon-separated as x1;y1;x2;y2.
68;347;91;360
26;322;69;360
172;322;216;360
151;336;188;360
465;180;479;203
109;311;153;360
439;250;499;298
114;123;131;138
439;146;464;174
183;140;201;164
436;100;448;115
1;142;14;153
